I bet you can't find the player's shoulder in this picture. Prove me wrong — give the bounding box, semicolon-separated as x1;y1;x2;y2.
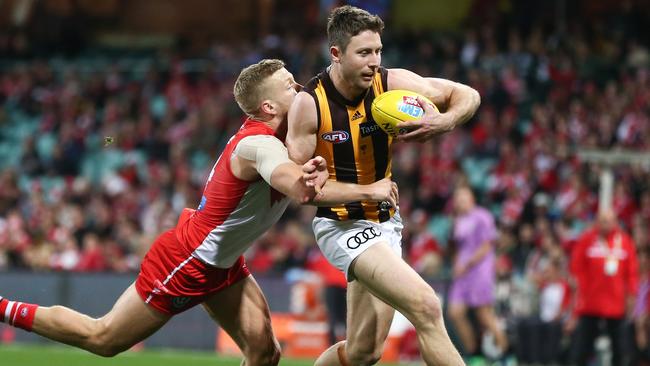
474;206;490;216
294;91;316;108
385;67;439;97
616;228;634;244
577;226;598;242
228;122;275;150
302;70;327;93
289;92;317;124
239;134;284;147
474;206;495;221
384;67;413;85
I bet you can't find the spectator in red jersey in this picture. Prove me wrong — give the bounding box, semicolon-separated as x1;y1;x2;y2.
568;209;639;366
406;209;443;277
75;233;107;272
306;249;347;346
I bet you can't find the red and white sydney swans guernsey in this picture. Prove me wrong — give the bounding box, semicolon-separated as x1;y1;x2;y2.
177;119;290;267
135;119;290;315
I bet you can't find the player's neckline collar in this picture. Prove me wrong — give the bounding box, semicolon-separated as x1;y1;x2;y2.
243;118;274;133
323;67;369;106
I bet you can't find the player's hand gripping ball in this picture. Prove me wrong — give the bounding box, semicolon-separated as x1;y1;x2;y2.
371;90;438;137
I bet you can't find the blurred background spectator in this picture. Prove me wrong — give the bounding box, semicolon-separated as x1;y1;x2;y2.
630;246;650;366
568;209;639;366
447;185;508;360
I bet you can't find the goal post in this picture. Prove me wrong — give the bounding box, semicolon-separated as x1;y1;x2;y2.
576;148;650;213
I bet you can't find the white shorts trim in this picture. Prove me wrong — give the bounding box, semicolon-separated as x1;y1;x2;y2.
312;213;403;281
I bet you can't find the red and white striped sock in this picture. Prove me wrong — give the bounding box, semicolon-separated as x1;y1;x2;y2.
0;296;38;331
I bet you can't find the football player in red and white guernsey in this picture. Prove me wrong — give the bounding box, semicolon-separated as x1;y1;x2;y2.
0;59;398;366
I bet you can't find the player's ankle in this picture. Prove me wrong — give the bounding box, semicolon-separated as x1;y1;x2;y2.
0;298;38;331
0;296;8;321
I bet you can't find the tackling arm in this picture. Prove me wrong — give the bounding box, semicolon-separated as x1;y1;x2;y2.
232;136;397;206
270;163;397;206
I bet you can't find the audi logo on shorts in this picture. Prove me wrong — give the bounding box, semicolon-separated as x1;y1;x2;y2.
346;227;381;249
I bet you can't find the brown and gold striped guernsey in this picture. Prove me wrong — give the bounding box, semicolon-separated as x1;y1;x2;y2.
304;67;394;223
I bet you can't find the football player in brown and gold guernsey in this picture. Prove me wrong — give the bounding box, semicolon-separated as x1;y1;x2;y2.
287;5;481;366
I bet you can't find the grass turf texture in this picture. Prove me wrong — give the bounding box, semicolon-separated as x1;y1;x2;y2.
0;343;407;365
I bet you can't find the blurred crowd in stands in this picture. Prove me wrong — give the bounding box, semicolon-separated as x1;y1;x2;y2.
1;1;649;363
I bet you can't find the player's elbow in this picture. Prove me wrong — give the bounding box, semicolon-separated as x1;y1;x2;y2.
470;87;481;111
285;141;305;164
456;84;481;124
289;150;310;165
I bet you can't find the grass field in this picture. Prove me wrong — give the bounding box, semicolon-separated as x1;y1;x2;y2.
0;343;408;366
0;344;309;366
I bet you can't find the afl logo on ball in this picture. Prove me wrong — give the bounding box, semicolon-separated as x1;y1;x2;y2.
346;227;381;249
321;131;350;144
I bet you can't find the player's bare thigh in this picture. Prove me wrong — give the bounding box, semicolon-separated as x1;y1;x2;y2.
202;275;279;357
344;277;395;358
344;243;439;324
351;241;435;313
342;240;437;361
95;284;170;344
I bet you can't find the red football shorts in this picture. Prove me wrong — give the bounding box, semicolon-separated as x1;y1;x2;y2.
135;228;250;315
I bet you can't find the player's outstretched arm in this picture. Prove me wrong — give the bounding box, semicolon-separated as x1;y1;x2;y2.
232;135;398;206
315;178;398;207
272;158;398;207
388;68;481;142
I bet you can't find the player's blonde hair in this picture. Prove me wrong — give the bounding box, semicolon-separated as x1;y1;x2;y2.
327;5;384;52
234;59;285;116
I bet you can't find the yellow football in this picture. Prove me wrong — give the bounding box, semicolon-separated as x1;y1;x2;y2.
371;90;438;137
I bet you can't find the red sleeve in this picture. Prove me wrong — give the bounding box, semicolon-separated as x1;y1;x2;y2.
570;231;589;279
570;231;590;316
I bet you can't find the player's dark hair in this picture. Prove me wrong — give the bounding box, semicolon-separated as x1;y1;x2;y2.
234;59;285;115
327;5;384;52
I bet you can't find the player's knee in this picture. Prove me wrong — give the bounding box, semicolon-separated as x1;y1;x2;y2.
91;338;129;358
89;338;123;357
407;287;443;326
348;350;382;365
93;344;124;358
246;338;281;366
87;320;127;357
347;342;383;365
48;310;121;358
